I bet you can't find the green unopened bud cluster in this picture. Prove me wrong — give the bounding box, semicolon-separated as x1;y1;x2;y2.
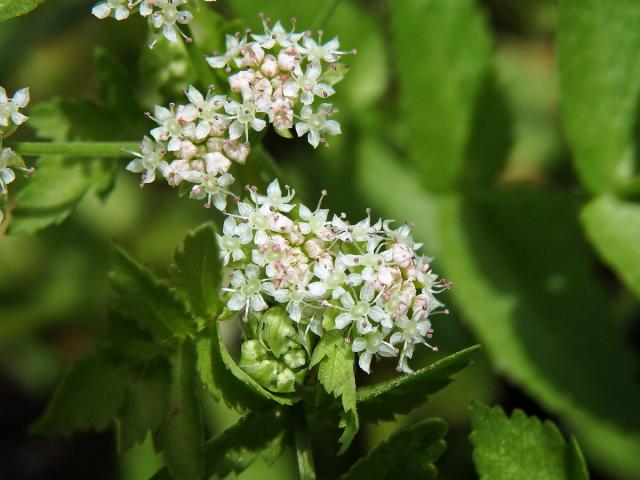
238;307;308;393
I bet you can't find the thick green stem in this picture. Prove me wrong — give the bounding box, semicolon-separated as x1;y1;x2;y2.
8;141;138;157
294;405;317;480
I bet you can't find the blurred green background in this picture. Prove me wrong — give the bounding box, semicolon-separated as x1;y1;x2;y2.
1;0;639;479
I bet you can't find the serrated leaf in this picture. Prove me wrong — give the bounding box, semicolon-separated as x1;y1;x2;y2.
357;137;640;477
558;0;640;193
155;340;205;480
209;318;296;413
469;403;589;480
357;345;480;422
342;418;447;480
581;195;640;299
32;351;132;436
172;222;222;320
203;408;289;478
309;330;358;453
152;408;289;480
0;0;44;23
117;361;171;452
110;247;195;341
392;0;495;191
106;312;170;363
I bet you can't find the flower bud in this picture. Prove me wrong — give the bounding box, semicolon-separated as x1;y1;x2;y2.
276;368;296;392
223;140;251;164
261;307;296;357
240;43;265;67
284;349;306;369
228;70;255;92
277;50;298;71
391;243;413;268
304;238;325;258
261;54;278;78
240;359;279;387
240;339;267;362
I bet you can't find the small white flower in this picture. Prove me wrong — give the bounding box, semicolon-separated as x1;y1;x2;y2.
283;62;335;105
295;103;341;148
126;136;167;184
0;87;29;128
150;0;193;44
188;171;235;210
206;34;247;70
0;148;18;195
334;282;379;334
266;272;326;322
352;331;398;373
298;191;331;239
218;216;252;265
91;0;129;20
185;85;228;139
224;90;269;143
251;179;295;213
251;19;304;50
299;35;350;63
149;103;197;151
225;264;269;320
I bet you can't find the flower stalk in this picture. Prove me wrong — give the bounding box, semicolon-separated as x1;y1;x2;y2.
8;141;139;157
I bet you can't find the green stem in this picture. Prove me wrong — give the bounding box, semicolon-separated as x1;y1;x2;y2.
294;405;317;480
8;141;138;157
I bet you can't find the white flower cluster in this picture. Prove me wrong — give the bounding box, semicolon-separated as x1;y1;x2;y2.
91;0;214;48
220;180;450;374
0;86;33;223
205;16;354;148
126;85;251;210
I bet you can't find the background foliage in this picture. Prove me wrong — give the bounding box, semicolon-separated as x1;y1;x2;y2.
0;0;639;479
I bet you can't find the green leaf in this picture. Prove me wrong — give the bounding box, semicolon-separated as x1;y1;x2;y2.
392;0;496;191
152;408;289;480
8;156;94;235
171;222;222;320
203;408;289;478
357;345;481;422
581;195;640;299
117;361;171;452
309;330;358;453
558;0;640;192
357;137;640;477
209;318;296;413
109;247;195;341
0;0;44;23
341;418;447;480
32;351;132;436
155;340;205;480
469;403;589;480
